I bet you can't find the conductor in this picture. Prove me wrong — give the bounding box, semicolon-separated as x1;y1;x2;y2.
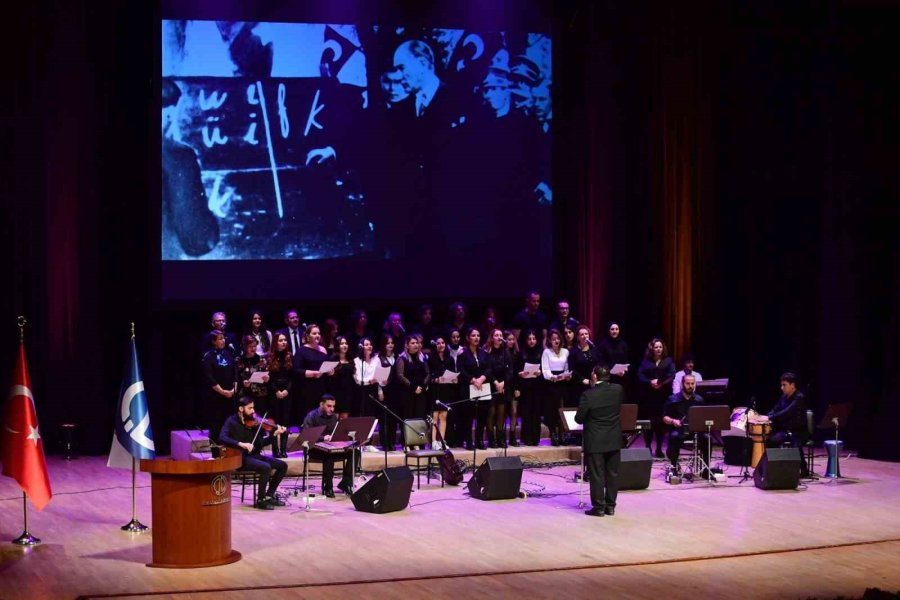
575;365;624;517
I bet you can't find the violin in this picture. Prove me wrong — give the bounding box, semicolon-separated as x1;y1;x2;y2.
243;412;285;433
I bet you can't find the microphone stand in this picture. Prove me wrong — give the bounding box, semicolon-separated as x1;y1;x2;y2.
368;394;425;471
445;391;502;480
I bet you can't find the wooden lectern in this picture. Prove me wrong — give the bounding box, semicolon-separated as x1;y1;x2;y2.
140;455;243;568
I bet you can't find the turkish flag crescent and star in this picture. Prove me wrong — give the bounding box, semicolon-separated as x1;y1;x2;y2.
0;343;52;510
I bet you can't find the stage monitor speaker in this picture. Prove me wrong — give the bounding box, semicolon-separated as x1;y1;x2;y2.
753;448;801;490
723;436;752;466
467;456;523;500
619;448;652;490
351;466;413;513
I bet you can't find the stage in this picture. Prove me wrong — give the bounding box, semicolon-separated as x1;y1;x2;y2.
2;447;899;599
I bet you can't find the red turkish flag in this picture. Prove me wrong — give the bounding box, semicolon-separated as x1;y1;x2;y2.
0;343;52;510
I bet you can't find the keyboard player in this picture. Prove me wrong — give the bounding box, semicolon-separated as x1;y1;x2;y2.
301;394;359;497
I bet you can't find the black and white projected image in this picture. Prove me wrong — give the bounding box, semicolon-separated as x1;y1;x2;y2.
161;20;552;262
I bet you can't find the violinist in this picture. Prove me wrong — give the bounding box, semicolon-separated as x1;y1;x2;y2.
219;397;288;510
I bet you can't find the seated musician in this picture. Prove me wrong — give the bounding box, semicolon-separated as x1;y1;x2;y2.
219;397;288;510
301;394;360;498
761;372;809;476
662;374;708;473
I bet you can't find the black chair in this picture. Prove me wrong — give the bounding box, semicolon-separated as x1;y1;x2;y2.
402;418;445;489
233;470;259;504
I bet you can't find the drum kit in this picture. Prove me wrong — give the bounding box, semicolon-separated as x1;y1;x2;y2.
731;406;771;468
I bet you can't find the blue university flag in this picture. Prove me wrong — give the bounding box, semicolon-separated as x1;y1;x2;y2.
107;336;156;468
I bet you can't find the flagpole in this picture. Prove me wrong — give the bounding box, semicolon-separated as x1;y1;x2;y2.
121;323;148;533
12;491;41;546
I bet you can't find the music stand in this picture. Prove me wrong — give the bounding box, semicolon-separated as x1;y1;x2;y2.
687;405;731;485
817;403;853;482
286;425;326;512
332;417;377;444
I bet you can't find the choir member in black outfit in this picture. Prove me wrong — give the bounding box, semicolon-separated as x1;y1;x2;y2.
511;290;548;349
329;335;355;419
569;325;602;408
375;335;399;450
411;304;438;352
212;312;239;353
267;333;293;457
244;309;272;356
382;312;407;347
548;299;580;338
663;374;708;472
637;338;675;458
446;303;471;339
762;372;810;477
480;307;502;337
346;309;373;356
201;330;237;444
219;397;288;509
598;322;630;388
458;327;493;450
321;319;340;356
295;324;335;421
428;335;458;448
236;335;270;415
484;329;514;447
353;337;379;418
563;325;577;352
504;331;521;446
275;309;305;358
302;395;359;497
396;334;432;443
516;330;544;445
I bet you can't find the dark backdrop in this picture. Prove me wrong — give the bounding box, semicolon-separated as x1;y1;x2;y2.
2;0;897;460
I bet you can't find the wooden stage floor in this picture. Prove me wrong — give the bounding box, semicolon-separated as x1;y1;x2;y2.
2;447;899;600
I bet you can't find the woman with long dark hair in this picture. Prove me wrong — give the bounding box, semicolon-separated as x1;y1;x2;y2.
458;327;493;450
637;337;675;458
541;329;572;446
516;330;543;445
428;335;457;448
245;309;272;356
484;328;513;447
268;332;293;457
504;331;521;446
353;337;380;418
329;335;355;419
375;334;399;450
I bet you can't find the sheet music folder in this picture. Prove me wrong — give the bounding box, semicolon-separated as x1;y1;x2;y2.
286;425;326;454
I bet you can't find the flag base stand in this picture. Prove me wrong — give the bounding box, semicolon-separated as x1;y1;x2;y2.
121;518;149;533
12;531;40;546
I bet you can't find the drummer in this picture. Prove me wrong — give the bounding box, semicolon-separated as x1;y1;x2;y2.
662;374;708;474
758;372;809;476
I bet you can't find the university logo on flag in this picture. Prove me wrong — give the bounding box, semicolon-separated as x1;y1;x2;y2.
108;337;155;468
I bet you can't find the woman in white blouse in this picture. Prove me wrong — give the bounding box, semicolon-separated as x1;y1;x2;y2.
353;337;380;418
542;329;572;446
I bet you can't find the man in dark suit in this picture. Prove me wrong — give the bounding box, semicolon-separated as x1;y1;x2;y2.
575;365;624;516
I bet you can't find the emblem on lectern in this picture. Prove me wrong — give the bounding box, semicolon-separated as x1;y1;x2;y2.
211;474;227;497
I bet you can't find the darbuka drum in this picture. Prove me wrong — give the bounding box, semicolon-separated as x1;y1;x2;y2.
749;420;772;468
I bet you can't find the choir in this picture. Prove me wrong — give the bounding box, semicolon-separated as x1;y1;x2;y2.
198;300;681;452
